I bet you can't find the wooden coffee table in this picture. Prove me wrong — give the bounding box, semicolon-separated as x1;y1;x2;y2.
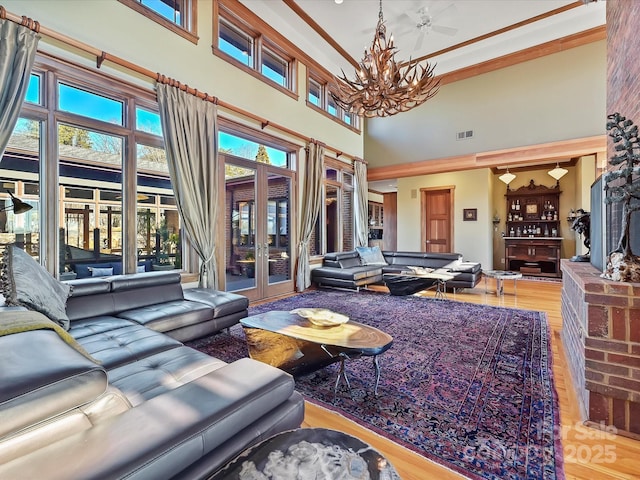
240;311;393;399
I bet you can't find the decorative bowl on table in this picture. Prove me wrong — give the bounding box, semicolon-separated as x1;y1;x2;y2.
291;308;349;327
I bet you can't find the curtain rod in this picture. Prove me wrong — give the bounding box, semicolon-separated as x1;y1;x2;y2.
1;5;357;162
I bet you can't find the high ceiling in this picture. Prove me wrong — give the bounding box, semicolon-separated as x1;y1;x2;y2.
239;1;606;193
241;0;605;78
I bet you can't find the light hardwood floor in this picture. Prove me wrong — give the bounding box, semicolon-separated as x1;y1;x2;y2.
299;279;640;480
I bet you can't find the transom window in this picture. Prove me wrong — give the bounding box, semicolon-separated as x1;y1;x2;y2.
215;6;295;95
219;131;289;168
307;72;358;129
58;83;124;126
118;0;197;44
218;18;254;67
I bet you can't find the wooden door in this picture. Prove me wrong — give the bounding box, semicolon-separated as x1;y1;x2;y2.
421;188;453;253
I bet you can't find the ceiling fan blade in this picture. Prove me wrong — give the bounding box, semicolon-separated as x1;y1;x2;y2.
432;3;457;22
432;24;458;36
414;31;425;51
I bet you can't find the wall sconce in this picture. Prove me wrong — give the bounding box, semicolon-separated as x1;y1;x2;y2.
548;162;568;182
492;215;501;232
1;191;33;215
498;168;516;186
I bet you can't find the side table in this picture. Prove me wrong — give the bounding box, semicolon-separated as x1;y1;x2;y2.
483;270;523;296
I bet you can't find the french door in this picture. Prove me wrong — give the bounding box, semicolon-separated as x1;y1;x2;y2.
223;155;294;301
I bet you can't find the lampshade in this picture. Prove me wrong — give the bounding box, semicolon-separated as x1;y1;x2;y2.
498;169;516;185
548;163;568;181
1;191;33;215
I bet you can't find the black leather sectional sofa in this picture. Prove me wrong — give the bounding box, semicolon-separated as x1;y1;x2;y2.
311;250;482;291
0;271;304;479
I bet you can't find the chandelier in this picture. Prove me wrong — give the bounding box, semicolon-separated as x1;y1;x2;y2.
330;0;441;118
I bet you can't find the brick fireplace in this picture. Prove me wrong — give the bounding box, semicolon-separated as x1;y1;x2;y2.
561;260;640;438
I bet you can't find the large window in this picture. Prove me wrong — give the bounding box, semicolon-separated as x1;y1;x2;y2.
0;119;41;264
118;0;197;43
1;57;184;279
215;6;296;96
312;160;355;255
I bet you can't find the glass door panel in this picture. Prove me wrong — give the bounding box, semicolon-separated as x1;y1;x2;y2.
225;162;257;293
266;173;291;286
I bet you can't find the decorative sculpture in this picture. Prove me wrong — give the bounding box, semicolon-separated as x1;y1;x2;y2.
601;113;640;282
570;209;590;262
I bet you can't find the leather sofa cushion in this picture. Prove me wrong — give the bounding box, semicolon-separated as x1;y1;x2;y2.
383;251;462;269
73;323;182;370
446;261;482;273
109;271;181;292
0;359;296;480
116;300;213;333
66;277;111;297
108;346;228;406
69;316;138;340
183;288;249;318
312;265;382;281
0;330;107;440
0;385;132;466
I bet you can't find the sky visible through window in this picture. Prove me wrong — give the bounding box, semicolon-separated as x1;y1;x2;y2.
219;131;287;167
59;83;123;126
22;75;287;166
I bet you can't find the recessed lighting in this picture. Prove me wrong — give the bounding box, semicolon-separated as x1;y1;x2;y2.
335;0;343;4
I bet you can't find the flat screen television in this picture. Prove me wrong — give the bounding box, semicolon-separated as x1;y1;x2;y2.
590;176;605;271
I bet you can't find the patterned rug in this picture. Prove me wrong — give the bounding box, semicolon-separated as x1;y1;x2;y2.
187;290;564;480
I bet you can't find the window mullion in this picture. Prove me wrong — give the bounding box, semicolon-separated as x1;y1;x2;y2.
255;34;263;72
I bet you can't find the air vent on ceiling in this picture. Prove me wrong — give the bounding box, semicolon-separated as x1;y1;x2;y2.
456;130;474;141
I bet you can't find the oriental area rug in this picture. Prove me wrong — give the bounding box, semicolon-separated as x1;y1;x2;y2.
187;290;564;480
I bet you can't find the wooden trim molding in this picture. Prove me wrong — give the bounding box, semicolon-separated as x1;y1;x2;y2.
439;25;606;86
282;0;359;69
367;135;607;181
415;1;584;65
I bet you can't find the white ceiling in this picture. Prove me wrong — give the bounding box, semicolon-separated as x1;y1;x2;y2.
241;0;605;77
239;1;606;193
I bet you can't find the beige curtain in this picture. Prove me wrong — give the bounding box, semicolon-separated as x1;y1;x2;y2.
354;159;369;247
0;19;39;158
156;83;219;289
296;141;324;291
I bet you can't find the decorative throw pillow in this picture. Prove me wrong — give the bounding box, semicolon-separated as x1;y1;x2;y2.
89;267;113;277
136;265;145;273
355;246;387;265
1;244;71;330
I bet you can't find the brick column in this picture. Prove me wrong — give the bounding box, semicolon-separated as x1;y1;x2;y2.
561;260;640;438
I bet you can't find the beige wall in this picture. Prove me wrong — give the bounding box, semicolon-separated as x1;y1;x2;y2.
364;40;606;168
6;0;363;159
397;169;492;268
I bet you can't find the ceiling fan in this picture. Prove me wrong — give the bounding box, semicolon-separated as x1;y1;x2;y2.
399;3;458;50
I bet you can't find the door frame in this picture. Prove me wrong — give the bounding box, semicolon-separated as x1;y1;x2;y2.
420;186;455;253
218;154;296;302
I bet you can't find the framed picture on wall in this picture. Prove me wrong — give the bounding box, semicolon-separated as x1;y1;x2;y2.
463;208;477;221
